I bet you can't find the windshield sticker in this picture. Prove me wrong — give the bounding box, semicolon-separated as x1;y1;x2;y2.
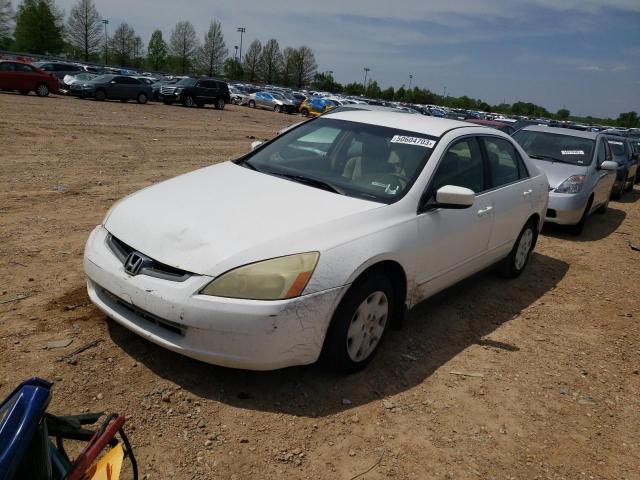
390;135;436;149
607;141;623;145
371;181;400;194
561;150;585;155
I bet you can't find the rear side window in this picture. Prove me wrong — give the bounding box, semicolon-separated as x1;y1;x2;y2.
0;62;15;71
14;63;35;73
482;136;527;188
431;137;485;194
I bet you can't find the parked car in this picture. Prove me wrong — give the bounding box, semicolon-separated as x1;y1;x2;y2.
629;138;640;182
151;78;178;101
32;62;84;87
248;91;297;113
229;85;251;105
158;77;230;109
299;97;338;117
466;119;516;135
603;135;637;196
70;74;152;103
0;60;59;96
84;112;548;372
62;72;97;91
513;126;618;233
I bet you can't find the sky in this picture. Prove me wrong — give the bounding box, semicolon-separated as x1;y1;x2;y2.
52;0;640;118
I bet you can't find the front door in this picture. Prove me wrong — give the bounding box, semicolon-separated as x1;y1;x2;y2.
415;136;494;300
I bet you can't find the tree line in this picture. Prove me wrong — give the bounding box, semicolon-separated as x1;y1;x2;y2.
0;0;318;87
0;0;637;126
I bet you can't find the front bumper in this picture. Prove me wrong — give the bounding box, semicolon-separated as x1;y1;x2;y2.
544;191;589;225
84;226;344;370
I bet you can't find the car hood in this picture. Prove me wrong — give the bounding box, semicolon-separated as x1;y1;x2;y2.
530;159;588;188
104;162;382;276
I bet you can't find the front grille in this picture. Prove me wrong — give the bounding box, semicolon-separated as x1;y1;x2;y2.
106;234;192;282
101;287;185;337
160;86;176;95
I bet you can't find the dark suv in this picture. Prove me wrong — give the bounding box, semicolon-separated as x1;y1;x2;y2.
158;77;230;109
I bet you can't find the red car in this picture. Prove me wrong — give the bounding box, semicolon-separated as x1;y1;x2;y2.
0;60;59;97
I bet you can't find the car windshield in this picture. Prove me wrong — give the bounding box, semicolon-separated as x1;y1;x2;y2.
91;74;113;83
239;118;438;203
513;130;594;166
176;78;196;86
606;139;626;156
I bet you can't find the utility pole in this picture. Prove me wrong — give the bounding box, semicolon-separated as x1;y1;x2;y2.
409;74;413;89
363;67;370;92
328;70;333;92
234;45;238;61
102;19;109;64
237;27;246;62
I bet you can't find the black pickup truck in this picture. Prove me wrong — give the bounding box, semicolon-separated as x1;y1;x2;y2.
158;77;230;109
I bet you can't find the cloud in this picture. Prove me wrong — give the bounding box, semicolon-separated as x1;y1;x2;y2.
578;65;604;72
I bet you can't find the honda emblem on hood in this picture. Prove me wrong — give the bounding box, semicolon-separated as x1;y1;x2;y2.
124;252;145;275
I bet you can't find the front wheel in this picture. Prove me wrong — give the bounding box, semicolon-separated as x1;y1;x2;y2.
215;98;225;110
499;220;537;278
321;274;394;373
35;83;50;97
301;108;309;117
94;89;106;101
274;105;281;113
249;100;256;108
182;95;195;107
137;92;148;104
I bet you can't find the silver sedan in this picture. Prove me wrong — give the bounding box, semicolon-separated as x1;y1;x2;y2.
513;126;618;234
248;91;297;114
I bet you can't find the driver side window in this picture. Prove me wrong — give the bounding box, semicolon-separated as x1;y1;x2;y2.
430;137;485;194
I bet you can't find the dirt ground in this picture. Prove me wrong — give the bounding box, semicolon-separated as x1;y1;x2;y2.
1;92;639;480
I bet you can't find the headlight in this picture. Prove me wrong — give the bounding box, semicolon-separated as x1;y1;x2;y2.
554;175;585;194
200;252;320;300
174;88;183;94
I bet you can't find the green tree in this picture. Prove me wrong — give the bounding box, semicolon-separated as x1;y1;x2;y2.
108;22;136;67
223;57;243;79
169;20;198;74
280;46;296;86
343;82;364;95
14;0;64;54
617;111;639;128
311;71;335;92
365;79;381;98
380;86;395;101
258;38;282;83
146;29;168;71
291;45;316;88
555;108;570;120
197;20;227;77
0;0;13;40
242;39;261;82
66;0;101;61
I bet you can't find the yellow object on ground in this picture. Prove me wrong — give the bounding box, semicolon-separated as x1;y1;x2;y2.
84;443;124;480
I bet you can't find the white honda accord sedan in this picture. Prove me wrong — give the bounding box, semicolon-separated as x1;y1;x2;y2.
84;111;549;372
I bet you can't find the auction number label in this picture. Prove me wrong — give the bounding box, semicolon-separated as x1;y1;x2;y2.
391;135;436;148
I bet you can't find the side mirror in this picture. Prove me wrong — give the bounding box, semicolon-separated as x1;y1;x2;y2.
600;160;618;171
433;185;475;209
250;141;263;151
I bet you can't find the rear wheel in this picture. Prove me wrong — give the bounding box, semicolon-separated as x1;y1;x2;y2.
35;83;49;97
321;274;394;373
301;108;309;117
274;105;281;113
137;92;148;104
249;100;256;108
499;220;537;278
94;89;106;101
182;95;195;107
215;98;225;110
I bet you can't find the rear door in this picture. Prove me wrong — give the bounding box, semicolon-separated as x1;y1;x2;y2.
0;62;17;89
480;135;534;259
13;63;39;91
121;76;142;99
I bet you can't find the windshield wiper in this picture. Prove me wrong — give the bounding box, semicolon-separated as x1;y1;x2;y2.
239;159;260;171
528;154;574;164
276;173;346;195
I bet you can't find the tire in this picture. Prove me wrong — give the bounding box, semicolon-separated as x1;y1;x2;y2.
624;175;634;192
182;95;195;107
137;92;148;104
499;220;537;278
569;196;593;235
301;108;309;117
215;98;225;110
596;198;609;214
19;90;29;96
321;274;394;373
274;105;281;113
35;83;49;97
94;89;106;101
249;100;256;108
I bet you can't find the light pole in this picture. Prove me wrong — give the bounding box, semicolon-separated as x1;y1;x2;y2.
409;74;413;89
234;45;238;61
328;70;333;92
363;67;370;92
102;19;109;64
443;86;447;98
237;27;246;62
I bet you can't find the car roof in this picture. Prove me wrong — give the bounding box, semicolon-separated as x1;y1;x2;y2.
521;125;599;140
322;110;471;137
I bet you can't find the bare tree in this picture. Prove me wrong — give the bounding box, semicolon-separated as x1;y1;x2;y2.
197;19;227;77
0;0;14;39
242;39;261;82
258;38;282;84
169;20;198;74
292;46;317;88
109;22;136;67
66;0;101;61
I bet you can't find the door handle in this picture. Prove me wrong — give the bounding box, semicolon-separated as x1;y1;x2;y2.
523;189;533;197
477;206;493;216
